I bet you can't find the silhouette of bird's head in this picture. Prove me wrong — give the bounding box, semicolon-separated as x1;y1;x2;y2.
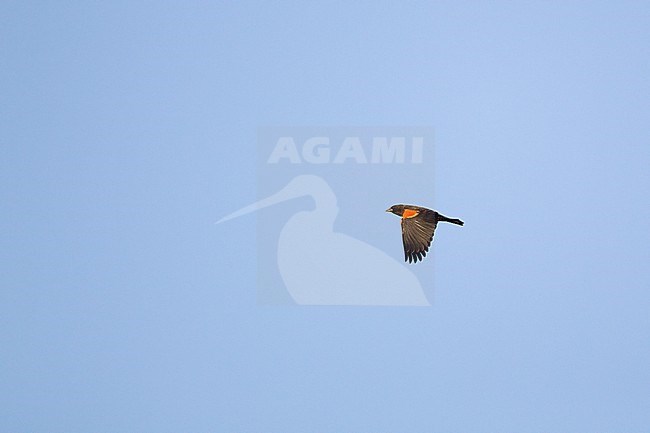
386;204;405;217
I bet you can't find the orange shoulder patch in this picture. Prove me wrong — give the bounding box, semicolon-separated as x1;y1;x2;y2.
402;209;419;218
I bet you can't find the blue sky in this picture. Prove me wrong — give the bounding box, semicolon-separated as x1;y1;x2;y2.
1;1;649;432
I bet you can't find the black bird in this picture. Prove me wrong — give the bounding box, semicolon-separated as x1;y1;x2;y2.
386;204;464;263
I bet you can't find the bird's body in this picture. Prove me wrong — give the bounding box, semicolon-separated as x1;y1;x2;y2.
386;204;464;263
217;176;431;305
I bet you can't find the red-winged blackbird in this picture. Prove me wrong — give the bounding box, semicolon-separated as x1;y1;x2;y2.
386;204;464;263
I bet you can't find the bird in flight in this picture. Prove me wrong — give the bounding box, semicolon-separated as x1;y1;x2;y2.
386;204;464;263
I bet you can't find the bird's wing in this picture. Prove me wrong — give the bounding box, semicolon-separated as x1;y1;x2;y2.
401;214;438;263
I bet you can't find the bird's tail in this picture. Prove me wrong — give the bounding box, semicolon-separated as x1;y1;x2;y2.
438;214;464;226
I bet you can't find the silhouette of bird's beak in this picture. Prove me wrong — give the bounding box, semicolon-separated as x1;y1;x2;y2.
217;175;338;224
216;183;300;224
385;208;392;212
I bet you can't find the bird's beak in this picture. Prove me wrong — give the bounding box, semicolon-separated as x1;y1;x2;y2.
216;185;298;224
385;208;391;212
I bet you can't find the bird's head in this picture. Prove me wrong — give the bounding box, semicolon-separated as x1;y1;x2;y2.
386;204;405;217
